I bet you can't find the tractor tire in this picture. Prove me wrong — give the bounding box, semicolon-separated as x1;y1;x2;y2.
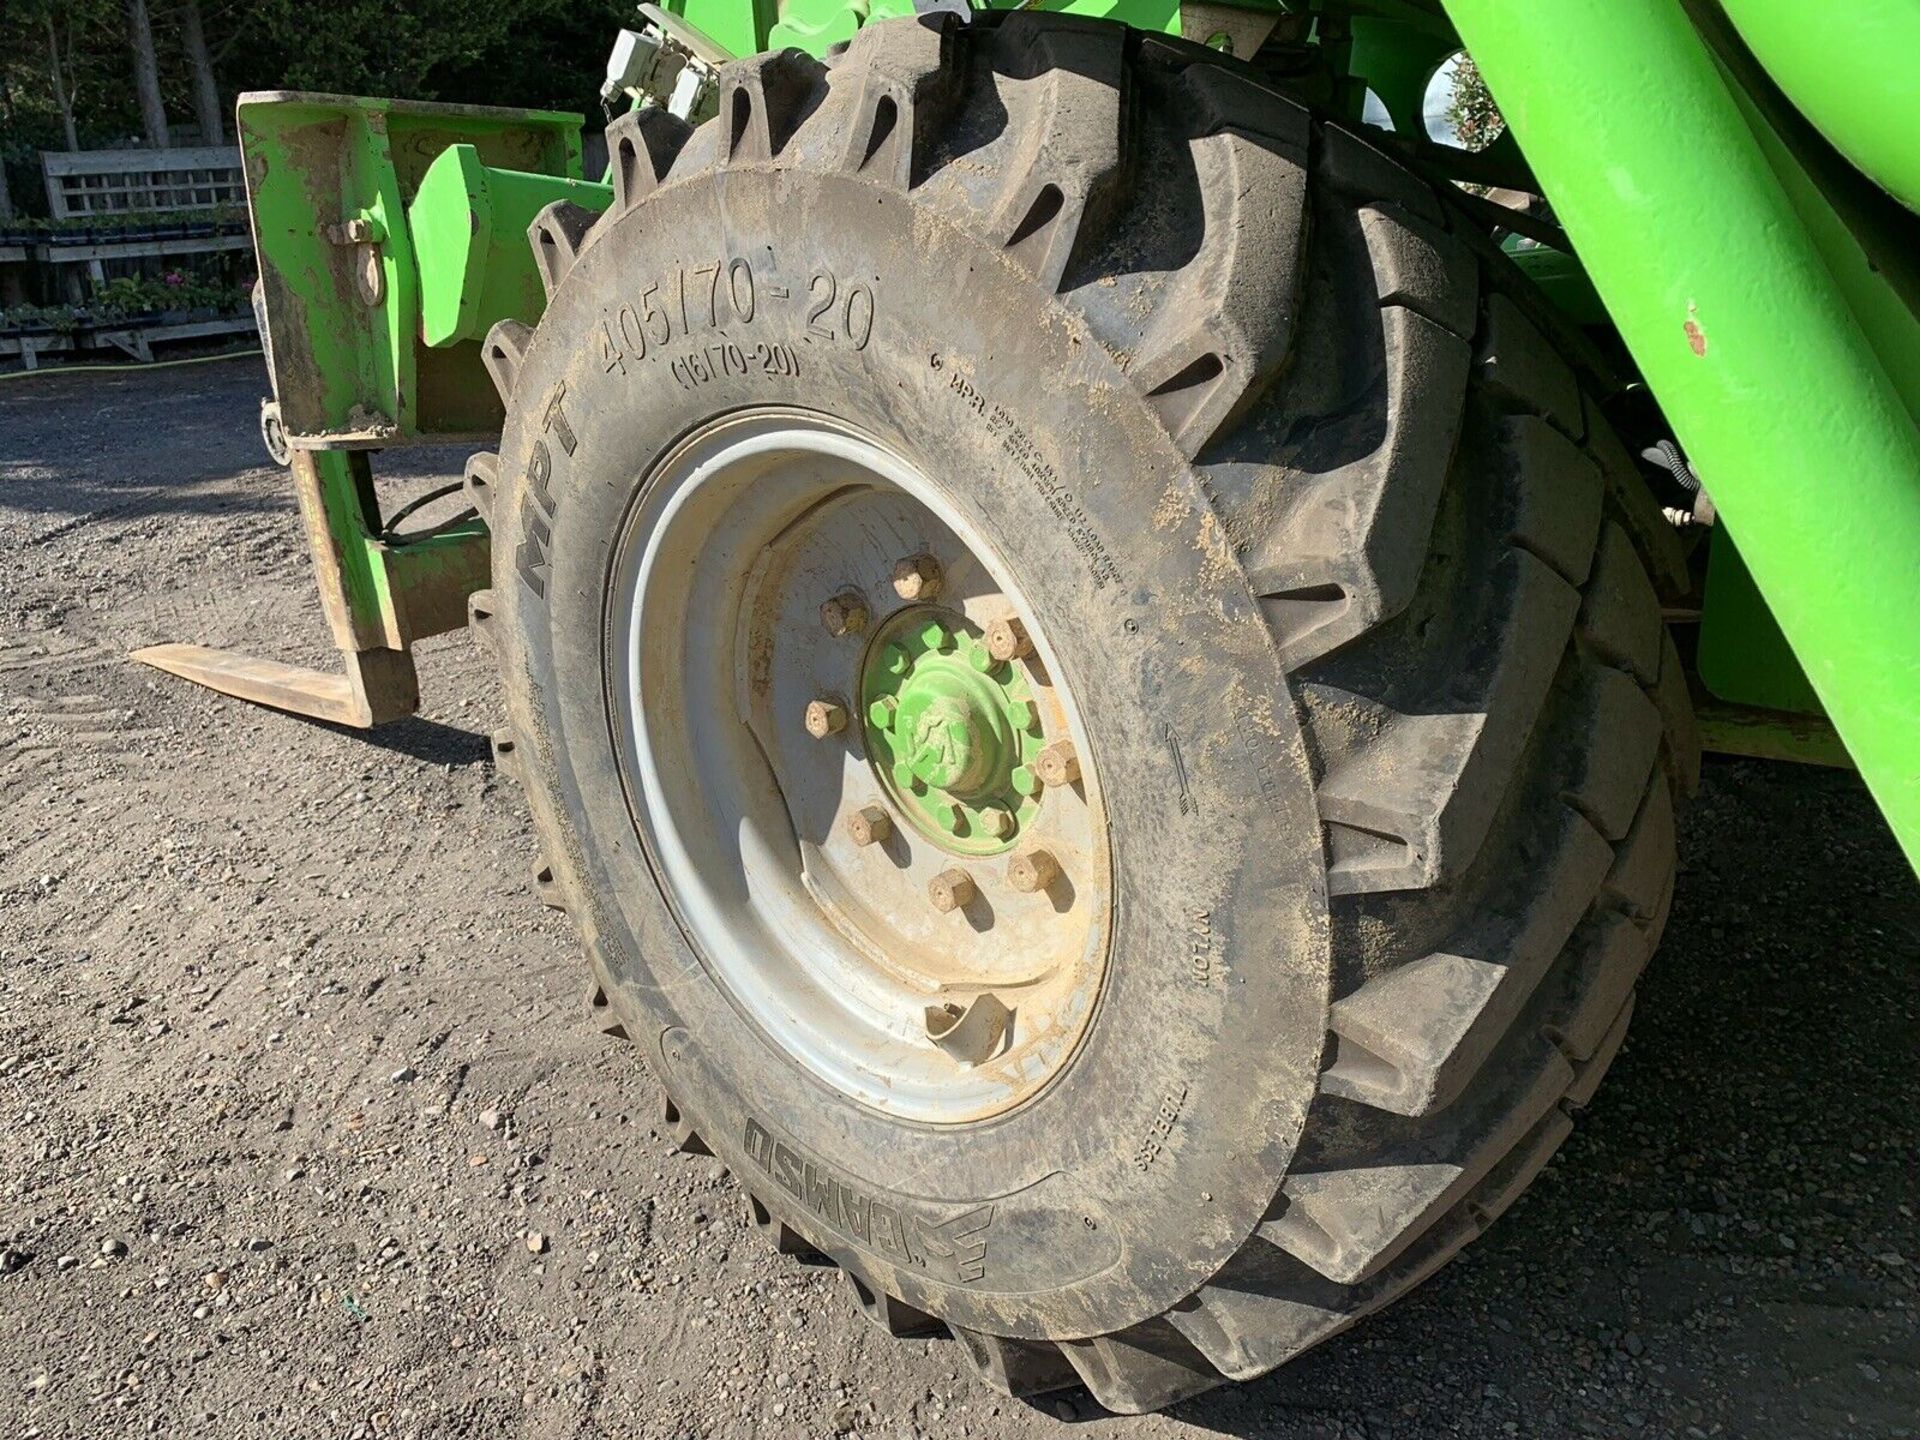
467;12;1698;1413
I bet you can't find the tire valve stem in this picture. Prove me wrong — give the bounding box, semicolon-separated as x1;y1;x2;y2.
804;699;847;739
923;992;1011;1066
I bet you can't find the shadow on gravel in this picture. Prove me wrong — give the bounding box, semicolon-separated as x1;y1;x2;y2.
312;713;495;768
0;356;476;522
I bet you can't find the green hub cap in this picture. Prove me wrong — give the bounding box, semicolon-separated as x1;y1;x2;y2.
861;607;1043;854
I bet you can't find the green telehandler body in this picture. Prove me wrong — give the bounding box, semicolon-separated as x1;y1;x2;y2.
134;0;1920;1411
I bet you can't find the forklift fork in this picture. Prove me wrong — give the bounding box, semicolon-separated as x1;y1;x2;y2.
133;447;485;726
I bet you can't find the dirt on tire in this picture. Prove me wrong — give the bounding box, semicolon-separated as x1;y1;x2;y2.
1;362;1916;1438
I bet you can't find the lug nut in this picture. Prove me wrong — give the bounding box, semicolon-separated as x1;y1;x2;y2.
804;699;847;739
867;695;899;730
847;805;892;847
928;868;977;913
880;643;913;677
1007;847;1060;894
1034;739;1080;787
892;553;943;602
977;807;1014;839
819;589;869;637
917;619;954;653
986;616;1032;663
932;797;964;834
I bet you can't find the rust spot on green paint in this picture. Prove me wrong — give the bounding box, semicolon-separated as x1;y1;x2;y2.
1685;301;1707;357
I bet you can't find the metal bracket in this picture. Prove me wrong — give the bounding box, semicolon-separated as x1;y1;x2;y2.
132;449;486;728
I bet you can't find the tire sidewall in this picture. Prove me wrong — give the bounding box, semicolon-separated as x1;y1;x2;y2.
496;166;1329;1337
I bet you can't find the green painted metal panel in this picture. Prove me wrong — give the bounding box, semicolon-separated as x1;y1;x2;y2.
238;92;584;447
1719;0;1920;214
669;0;778;60
1505;242;1607;328
1440;0;1920;871
1697;529;1822;717
410;145;612;348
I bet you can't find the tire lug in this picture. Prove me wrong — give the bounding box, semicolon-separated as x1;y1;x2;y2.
847;804;892;847
804;699;847;739
891;553;942;602
986;615;1032;663
1006;847;1059;894
1034;739;1079;787
928;868;977;913
819;589;869;637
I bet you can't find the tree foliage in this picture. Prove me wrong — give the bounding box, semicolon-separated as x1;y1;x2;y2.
0;0;631;209
1445;53;1506;153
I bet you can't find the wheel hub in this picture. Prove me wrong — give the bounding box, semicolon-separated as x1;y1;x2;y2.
606;409;1112;1123
862;609;1043;854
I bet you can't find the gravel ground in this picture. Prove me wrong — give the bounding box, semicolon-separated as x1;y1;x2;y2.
2;356;1916;1440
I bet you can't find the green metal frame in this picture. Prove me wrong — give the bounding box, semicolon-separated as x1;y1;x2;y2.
135;94;599;726
1441;0;1920;869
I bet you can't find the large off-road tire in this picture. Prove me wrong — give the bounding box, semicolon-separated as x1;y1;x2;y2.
467;12;1699;1413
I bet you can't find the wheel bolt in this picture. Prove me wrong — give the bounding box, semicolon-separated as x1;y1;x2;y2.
1007;847;1059;894
932;797;964;834
928;868;976;913
819;589;869;637
977;807;1014;839
804;699;847;739
917;619;954;653
847;804;891;847
868;695;899;730
1012;765;1041;797
986;615;1032;663
1034;739;1080;787
881;643;913;677
892;553;943;601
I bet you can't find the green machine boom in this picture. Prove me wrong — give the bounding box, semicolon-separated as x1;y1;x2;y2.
135;0;1920;859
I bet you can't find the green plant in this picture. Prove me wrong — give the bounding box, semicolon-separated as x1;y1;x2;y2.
91;275;168;316
1445;53;1505;151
